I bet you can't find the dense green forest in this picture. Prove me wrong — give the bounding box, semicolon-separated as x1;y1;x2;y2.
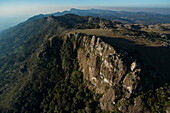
10;37;101;113
0;14;169;112
0;14;107;112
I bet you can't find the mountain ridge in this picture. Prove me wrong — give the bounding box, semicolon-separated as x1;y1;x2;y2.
0;13;169;112
27;8;170;25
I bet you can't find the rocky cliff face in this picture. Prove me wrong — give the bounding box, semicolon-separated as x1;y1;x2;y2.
0;13;169;113
22;32;168;113
63;32;162;112
6;31;168;113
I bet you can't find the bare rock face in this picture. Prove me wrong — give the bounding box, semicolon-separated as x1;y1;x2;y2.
100;87;117;111
99;20;112;29
131;61;137;71
36;43;50;65
67;33;155;112
123;74;138;98
123;68;141;98
47;15;55;22
77;35;127;94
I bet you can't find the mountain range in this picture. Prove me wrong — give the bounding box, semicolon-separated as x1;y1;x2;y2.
28;8;170;25
0;9;169;113
1;8;170;33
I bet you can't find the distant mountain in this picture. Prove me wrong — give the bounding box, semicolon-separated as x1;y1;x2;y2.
0;13;169;113
28;8;170;25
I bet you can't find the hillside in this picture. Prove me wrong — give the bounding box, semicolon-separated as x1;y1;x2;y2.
0;14;169;112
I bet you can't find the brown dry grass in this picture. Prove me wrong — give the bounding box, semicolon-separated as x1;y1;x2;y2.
64;29;163;47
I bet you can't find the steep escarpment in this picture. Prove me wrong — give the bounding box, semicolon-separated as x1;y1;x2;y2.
0;14;116;112
0;14;169;112
0;30;169;112
65;32;169;112
0;35;102;113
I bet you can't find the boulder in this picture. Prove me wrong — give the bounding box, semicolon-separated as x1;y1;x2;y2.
131;61;139;71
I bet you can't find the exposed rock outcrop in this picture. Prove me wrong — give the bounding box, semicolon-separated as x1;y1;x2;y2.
100;87;118;111
47;15;55;22
99;20;112;29
77;35;128;94
64;32;161;112
64;33;152;111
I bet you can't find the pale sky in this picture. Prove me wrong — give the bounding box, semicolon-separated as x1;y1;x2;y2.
0;0;170;32
0;0;170;18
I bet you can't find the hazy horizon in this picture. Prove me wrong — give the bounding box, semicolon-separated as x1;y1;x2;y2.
1;0;170;32
1;7;170;33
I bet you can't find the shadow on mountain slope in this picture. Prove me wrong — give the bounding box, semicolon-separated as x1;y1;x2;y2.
100;37;170;83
